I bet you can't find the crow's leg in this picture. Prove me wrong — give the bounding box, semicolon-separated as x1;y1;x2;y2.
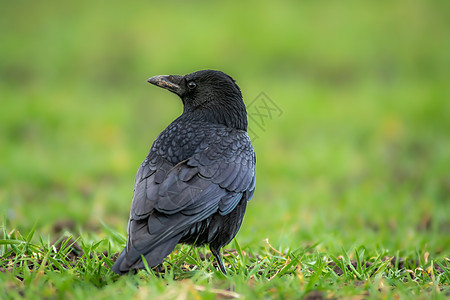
210;246;227;275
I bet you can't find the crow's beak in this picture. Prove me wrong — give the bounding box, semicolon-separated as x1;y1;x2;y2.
147;75;184;95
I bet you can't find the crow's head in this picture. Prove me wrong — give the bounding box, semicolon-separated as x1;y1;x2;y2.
147;70;247;131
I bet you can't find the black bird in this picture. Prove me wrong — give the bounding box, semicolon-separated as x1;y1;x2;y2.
112;70;256;275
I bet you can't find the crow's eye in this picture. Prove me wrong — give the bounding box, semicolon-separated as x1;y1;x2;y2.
187;81;197;89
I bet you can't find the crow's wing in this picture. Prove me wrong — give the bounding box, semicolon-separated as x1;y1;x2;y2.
113;129;255;273
155;130;255;216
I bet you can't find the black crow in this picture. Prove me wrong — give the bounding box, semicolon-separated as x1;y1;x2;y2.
112;70;256;275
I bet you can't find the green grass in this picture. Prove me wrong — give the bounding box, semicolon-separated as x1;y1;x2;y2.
1;0;450;299
2;223;448;299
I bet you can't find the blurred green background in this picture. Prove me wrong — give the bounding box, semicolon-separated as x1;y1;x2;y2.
1;1;449;255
